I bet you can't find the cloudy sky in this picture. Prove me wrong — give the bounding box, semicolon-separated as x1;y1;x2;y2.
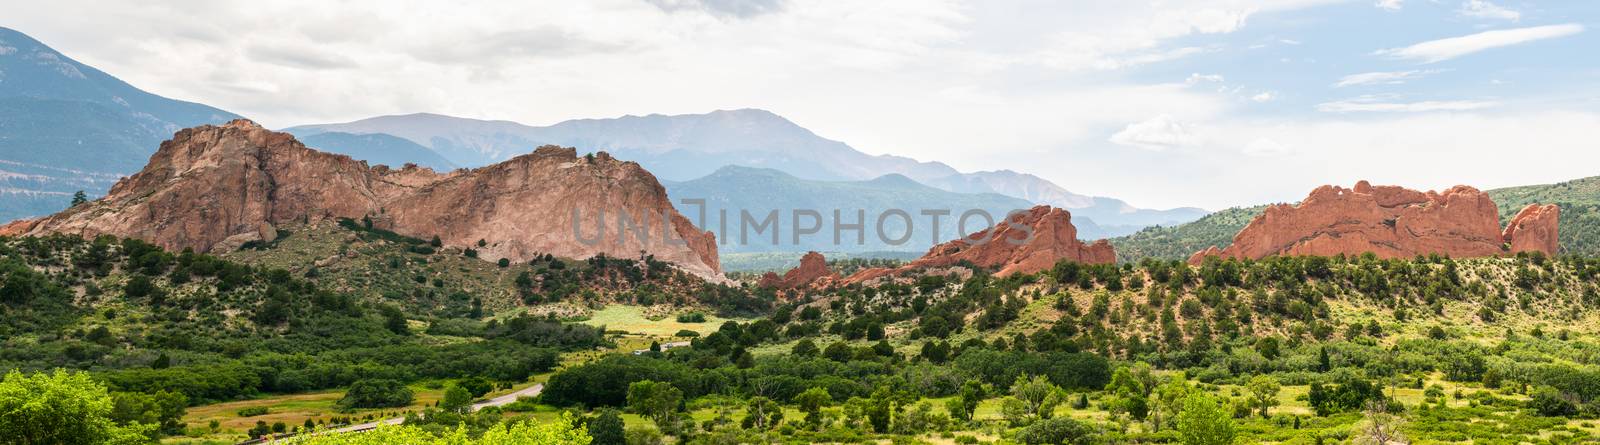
6;0;1598;210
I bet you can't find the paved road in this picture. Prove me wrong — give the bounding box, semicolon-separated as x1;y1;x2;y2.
328;383;544;434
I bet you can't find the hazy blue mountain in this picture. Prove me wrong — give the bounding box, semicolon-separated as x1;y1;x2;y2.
286;109;1208;231
285;113;535;168
924;170;1207;234
0;27;239;221
297;132;457;171
662;165;1114;253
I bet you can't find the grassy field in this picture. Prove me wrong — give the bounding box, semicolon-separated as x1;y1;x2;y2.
577;305;745;337
168;304;731;442
177;382;448;442
173;378;563;442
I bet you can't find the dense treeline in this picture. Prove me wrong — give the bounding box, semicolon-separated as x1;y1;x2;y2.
0;234;596;408
1107;205;1267;263
710;251;1600;442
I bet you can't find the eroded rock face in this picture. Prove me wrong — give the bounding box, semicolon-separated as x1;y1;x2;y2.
840;205;1114;285
379;147;721;278
1504;204;1560;255
758;251;839;289
1189;181;1559;264
11;120;722;278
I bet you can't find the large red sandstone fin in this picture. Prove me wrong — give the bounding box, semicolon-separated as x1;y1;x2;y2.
1189;181;1560;263
12;120;725;280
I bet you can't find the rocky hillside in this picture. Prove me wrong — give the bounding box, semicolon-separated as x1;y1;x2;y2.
1190;181;1558;263
2;120;723;279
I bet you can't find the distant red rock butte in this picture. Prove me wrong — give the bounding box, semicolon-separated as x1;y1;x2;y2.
1189;180;1560;264
840;205;1115;286
2;120;722;279
758;251;841;290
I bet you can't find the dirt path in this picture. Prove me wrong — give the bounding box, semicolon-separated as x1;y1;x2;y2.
328;383;544;434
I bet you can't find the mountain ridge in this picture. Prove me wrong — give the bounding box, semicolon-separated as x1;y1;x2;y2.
0;26;240;221
284;109;1206;231
661;165;1109;253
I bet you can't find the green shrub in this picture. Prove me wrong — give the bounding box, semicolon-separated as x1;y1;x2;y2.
337;379;413;410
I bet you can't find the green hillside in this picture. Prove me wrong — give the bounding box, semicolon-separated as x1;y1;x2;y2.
1489;175;1600;257
1109;205;1268;263
7;224;1600;443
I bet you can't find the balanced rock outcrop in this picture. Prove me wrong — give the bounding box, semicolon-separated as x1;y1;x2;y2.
757;251;840;289
841;205;1115;285
5;120;722;278
1189;180;1559;264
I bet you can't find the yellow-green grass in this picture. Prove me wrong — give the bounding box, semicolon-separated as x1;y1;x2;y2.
184;386;444;434
578;305;745;337
180;379;546;437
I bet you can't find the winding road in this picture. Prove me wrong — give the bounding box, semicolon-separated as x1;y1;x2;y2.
329;383;545;434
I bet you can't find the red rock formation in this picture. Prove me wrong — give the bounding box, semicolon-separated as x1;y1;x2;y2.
378;147;720;277
10;120;722;278
1189;181;1559;264
758;251;840;289
839;205;1114;285
0;218;38;237
1187;246;1222;265
1504;204;1560;255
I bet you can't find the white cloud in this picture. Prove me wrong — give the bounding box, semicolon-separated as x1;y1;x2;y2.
1251;92;1276;102
1458;0;1520;21
1190;111;1600;208
1185;73;1225;85
1025;1;1314;72
5;0;1595;212
1333;69;1441;87
1315;96;1497;112
1109;115;1203;151
1096;46;1210;70
1375;0;1403;11
1375;24;1584;63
